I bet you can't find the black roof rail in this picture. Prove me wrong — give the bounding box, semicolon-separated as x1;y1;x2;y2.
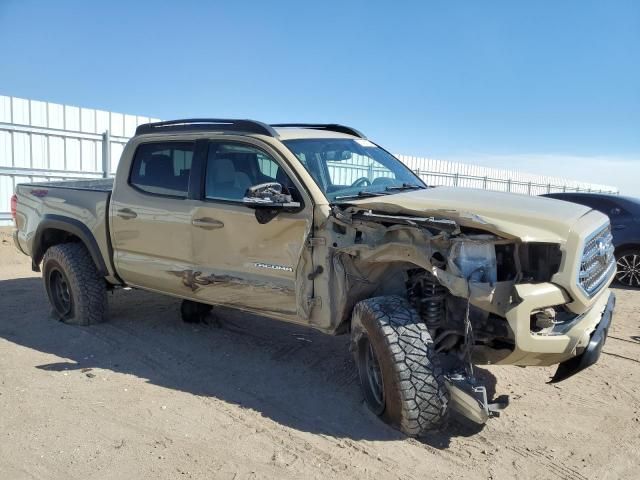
271;123;366;139
135;118;278;137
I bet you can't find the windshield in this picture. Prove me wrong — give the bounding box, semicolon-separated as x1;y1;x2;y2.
282;138;426;202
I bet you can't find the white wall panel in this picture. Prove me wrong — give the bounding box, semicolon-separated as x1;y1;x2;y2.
65;138;81;171
0;96;11;122
12;97;30;125
96;110;109;134
81;139;97;172
110;112;124;136
110;142;124;173
0;176;12;211
64;105;80;131
96;143;103;173
48;103;64;129
13;132;31;167
49;136;65;169
124;114;137;137
81;108;96;133
30;100;47;127
0;131;12;167
31;134;48;169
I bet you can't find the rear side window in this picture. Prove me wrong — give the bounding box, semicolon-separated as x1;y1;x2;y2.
130;142;194;197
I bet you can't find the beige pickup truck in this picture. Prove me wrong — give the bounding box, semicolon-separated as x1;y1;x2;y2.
12;119;616;436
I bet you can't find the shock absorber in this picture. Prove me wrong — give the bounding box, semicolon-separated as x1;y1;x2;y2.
408;271;447;329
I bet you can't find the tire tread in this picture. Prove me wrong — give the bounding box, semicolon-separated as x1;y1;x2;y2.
352;295;449;436
43;243;107;325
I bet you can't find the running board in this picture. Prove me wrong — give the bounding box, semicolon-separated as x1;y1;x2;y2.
446;374;508;424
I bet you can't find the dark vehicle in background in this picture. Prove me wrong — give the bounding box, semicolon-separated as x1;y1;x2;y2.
544;193;640;288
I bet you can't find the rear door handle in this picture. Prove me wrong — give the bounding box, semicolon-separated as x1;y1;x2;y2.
117;208;137;220
192;218;224;230
613;224;626;230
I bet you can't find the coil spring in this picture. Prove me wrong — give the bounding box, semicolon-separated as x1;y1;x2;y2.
409;273;447;329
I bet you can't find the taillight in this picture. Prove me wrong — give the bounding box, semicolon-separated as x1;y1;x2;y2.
10;194;17;222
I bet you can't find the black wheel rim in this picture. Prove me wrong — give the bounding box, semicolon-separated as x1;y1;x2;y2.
49;268;74;317
364;340;385;411
616;254;640;287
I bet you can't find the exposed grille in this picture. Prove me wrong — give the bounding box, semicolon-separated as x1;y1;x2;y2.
578;224;615;297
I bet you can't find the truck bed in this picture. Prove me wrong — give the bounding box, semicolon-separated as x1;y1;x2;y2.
13;178;118;281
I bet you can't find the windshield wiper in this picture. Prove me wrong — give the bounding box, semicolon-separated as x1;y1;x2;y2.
334;191;389;201
385;183;426;192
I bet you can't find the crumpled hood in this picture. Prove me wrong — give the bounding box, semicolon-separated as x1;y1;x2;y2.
345;187;594;243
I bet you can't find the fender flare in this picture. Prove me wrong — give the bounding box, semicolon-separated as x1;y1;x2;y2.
32;214;108;276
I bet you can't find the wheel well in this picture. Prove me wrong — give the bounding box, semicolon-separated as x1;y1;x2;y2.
33;228;84;271
32;215;108;276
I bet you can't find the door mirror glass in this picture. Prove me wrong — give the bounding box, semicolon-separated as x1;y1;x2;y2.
243;182;300;209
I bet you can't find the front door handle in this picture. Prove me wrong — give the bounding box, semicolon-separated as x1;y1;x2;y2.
192;218;224;230
117;208;137;220
613;224;626;230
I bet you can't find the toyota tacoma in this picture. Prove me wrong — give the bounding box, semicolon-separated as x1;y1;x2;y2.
12;119;616;436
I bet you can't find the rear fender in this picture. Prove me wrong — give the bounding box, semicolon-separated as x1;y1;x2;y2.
32;214;108;276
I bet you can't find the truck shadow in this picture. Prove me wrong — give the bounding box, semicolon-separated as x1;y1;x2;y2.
0;276;494;448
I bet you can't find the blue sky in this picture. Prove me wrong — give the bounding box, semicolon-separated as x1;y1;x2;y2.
1;0;639;193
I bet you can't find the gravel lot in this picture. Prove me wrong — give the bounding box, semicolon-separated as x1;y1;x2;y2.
1;227;639;480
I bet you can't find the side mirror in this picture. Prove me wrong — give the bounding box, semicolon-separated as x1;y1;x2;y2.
243;182;300;210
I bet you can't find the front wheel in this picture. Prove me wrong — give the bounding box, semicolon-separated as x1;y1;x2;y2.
615;249;640;288
351;296;449;436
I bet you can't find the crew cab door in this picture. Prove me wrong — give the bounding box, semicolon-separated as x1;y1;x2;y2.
187;139;313;322
110;140;200;295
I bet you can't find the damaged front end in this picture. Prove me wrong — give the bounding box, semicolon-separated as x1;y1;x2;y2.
322;204;572;423
327;204;563;356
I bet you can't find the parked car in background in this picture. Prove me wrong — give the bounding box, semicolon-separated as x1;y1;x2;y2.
543;193;640;288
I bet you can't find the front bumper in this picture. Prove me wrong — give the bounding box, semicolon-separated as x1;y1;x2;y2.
550;292;615;382
496;284;615;366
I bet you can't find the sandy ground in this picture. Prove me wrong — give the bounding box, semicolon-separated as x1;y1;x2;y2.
0;227;639;480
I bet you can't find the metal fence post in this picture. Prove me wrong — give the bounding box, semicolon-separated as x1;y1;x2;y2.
527;182;531;196
483;176;487;190
507;179;511;192
102;129;111;178
454;173;459;187
547;183;551;194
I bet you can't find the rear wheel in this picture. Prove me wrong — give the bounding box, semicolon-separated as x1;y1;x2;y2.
615;249;640;288
351;296;449;437
42;243;108;325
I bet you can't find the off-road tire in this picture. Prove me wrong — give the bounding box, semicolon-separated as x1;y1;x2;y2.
351;295;449;436
42;243;107;325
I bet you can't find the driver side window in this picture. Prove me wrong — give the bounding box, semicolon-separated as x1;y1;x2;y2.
204;143;298;202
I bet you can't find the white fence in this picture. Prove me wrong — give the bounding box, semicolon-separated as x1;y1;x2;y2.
0;94;618;225
396;155;618;196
